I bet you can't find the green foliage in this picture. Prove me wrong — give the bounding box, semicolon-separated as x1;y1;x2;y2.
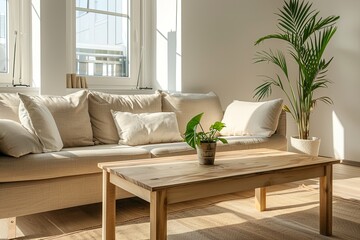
184;113;228;149
254;0;339;139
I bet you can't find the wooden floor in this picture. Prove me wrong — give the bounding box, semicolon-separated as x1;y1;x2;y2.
0;163;359;239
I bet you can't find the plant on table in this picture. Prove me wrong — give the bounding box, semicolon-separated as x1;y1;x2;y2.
184;112;228;165
184;112;228;149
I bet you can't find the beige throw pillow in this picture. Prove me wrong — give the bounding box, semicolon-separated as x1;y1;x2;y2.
162;91;224;136
32;90;94;147
0;93;21;122
88;91;162;144
0;119;42;157
18;93;63;152
111;111;183;146
220;98;283;137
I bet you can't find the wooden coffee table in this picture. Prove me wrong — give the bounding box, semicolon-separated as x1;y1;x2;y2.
98;148;339;240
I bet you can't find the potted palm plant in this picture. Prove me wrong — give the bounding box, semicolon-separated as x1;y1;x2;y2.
254;0;339;156
184;113;228;165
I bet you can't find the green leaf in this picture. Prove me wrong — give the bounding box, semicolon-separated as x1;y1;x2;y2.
184;113;203;149
184;113;228;148
210;121;226;132
217;137;228;144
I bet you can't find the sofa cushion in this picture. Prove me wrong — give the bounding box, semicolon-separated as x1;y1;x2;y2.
0;119;42;157
216;135;287;152
136;134;287;158
18;93;64;152
111;111;183;146
88;91;162;144
32;90;94;147
0;93;20;122
136;142;195;158
220;99;283;137
162;91;223;136
0;145;150;182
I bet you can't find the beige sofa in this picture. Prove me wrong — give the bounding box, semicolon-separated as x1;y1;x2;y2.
0;90;286;223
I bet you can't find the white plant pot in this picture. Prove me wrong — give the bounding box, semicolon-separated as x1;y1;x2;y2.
289;136;321;156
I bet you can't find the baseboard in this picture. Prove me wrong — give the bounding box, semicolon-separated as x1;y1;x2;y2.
341;160;360;167
317;155;360;167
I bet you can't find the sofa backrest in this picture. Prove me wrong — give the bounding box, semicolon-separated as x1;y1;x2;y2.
0;91;286;147
88;91;162;144
161;91;224;136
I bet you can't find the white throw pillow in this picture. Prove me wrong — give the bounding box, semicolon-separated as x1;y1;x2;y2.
220;98;283;137
0;119;42;157
111;111;183;146
18;93;63;152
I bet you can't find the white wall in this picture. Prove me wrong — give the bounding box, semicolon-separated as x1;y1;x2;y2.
40;0;66;95
182;0;282;104
182;0;360;162
309;0;360;162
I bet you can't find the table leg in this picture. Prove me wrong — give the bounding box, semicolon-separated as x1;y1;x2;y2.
320;165;333;236
102;170;116;240
7;217;16;239
255;187;266;211
150;190;167;240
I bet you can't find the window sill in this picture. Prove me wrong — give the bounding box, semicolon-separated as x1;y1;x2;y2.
0;86;39;95
66;87;155;95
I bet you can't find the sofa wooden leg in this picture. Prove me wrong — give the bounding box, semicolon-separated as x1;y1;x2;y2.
7;217;16;239
255;187;266;211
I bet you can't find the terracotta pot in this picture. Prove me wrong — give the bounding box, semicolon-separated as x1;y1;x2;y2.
196;142;217;165
289;136;321;156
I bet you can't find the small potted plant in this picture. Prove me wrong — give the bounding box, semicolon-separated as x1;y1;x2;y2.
184;113;228;165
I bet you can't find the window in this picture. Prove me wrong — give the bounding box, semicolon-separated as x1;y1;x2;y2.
75;0;130;78
0;0;8;73
0;0;30;85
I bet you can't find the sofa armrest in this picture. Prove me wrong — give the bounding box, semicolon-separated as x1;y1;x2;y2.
275;110;286;137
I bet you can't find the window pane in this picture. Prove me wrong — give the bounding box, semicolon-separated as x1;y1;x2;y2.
78;0;128;14
0;0;8;73
76;0;88;9
76;0;129;78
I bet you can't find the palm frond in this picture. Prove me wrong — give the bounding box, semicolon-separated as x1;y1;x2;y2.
255;34;289;45
311;96;333;109
253;80;273;101
254;50;289;79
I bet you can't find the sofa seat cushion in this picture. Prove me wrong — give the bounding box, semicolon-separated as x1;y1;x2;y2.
136;134;287;158
216;134;287;152
136;142;196;158
0;145;150;182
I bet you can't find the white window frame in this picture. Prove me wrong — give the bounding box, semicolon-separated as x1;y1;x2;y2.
0;0;31;85
68;0;143;89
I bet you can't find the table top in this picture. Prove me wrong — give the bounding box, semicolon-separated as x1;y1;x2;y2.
99;148;340;191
